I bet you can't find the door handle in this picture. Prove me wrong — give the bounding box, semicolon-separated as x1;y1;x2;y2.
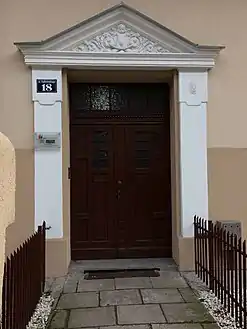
116;189;121;200
116;180;122;199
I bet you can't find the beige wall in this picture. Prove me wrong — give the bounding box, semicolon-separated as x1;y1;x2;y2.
0;133;15;313
208;149;247;238
0;0;247;149
1;0;247;148
1;0;247;273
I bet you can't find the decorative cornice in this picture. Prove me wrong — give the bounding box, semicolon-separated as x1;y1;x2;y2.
14;3;224;69
22;51;217;69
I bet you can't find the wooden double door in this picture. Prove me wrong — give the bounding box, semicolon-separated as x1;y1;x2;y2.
69;83;172;259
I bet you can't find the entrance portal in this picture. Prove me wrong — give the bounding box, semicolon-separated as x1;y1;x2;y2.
69;83;172;259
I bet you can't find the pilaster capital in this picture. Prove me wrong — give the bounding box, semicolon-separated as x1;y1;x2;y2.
178;70;208;106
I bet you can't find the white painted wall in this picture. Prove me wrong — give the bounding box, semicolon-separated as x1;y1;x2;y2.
32;69;63;238
178;70;209;237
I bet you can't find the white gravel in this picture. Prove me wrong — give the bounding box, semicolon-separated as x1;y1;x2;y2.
198;290;241;329
182;272;242;329
26;293;54;329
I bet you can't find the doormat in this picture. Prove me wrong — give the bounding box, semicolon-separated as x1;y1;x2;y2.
84;268;160;280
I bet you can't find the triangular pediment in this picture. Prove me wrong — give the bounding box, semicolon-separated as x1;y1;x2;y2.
15;2;224;68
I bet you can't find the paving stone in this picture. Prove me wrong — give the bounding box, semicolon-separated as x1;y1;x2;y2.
141;289;184;304
49;310;68;328
152;324;203;329
178;288;198;303
77;326;100;329
120;259;158;269
68;271;85;280
57;292;99;309
70;259;177;272
51;276;66;298
151;272;188;289
115;277;152;290
117;305;166;324
77;279;115;292
152;259;178;270
45;277;55;292
103;324;150;329
51;297;59;311
68;307;116;328
63;277;79;293
100;289;142;306
161;303;215;323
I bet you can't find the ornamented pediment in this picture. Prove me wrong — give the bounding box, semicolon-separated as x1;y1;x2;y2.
14;2;224;68
72;23;169;54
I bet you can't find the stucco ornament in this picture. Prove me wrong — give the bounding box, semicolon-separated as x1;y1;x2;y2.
73;23;169;53
189;81;197;95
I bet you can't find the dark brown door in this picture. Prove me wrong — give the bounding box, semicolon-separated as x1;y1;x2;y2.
116;124;171;258
70;83;172;260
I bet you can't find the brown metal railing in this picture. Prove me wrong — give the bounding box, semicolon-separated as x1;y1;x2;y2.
1;222;46;329
194;216;247;328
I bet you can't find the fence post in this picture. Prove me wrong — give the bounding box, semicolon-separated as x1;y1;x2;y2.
208;220;214;291
194;216;197;275
42;222;46;291
38;223;45;294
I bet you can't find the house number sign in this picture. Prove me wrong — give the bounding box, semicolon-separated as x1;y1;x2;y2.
36;79;57;93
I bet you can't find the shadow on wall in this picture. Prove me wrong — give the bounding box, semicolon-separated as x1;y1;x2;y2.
0;132;16;313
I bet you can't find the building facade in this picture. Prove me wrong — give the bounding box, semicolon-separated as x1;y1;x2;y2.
1;0;246;277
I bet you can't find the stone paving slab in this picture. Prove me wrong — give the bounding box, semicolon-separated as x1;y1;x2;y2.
63;278;79;293
141;289;184;304
45;277;55;293
50;310;68;328
68;306;116;328
151;259;178;270
117;305;166;324
50;276;67;298
115;277;152;290
152;324;203;329
151;272;188;289
77;279;115;292
47;259;217;329
101;326;150;329
161;303;215;323
57;292;99;309
178;288;198;303
100;289;142;306
69;258;177;272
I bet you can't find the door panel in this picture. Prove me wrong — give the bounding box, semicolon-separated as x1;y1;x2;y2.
70;125;117;259
117;124;172;257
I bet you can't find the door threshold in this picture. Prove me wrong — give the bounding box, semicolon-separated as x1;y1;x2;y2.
84;268;160;280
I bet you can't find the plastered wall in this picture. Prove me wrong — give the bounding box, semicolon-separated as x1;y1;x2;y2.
0;132;15;314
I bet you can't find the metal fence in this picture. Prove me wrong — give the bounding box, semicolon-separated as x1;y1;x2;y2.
194;216;247;328
1;222;46;329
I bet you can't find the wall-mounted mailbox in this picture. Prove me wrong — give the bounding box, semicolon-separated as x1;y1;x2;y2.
34;133;61;150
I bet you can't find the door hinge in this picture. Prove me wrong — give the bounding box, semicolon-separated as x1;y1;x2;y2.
68;167;71;179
